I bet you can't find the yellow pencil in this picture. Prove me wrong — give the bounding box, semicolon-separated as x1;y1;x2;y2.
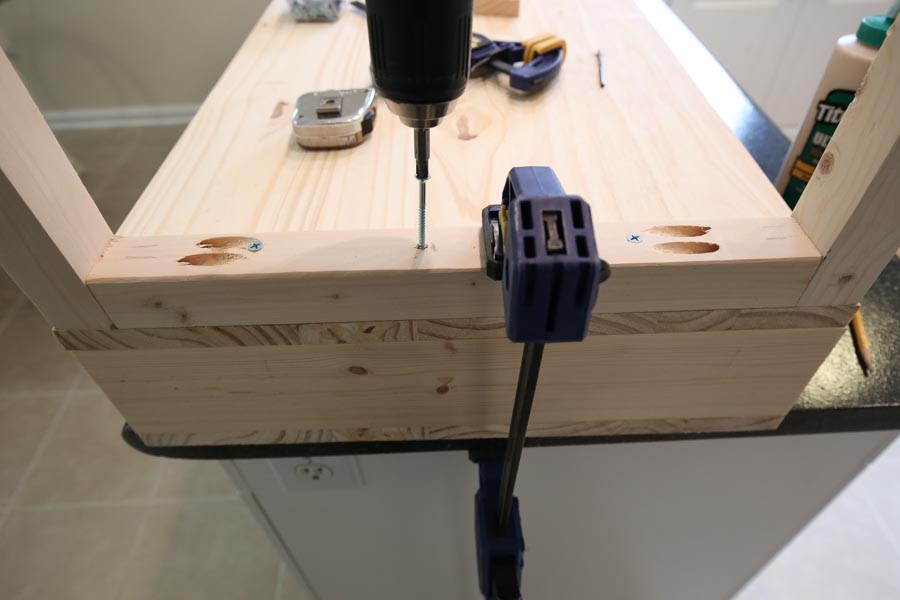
849;309;874;376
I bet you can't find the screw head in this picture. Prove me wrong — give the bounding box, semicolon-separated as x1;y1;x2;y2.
627;233;643;243
247;240;263;252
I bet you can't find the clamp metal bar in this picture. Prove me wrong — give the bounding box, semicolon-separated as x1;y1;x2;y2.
497;342;545;530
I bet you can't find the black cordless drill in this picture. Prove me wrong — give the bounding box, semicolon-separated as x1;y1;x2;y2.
364;0;474;248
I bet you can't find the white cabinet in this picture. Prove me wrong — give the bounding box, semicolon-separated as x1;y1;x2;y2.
669;0;886;135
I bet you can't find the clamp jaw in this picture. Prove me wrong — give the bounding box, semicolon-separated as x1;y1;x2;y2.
471;33;567;93
483;167;610;343
476;167;610;599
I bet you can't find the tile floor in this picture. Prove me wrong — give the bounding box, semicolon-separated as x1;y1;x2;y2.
0;126;898;599
0;271;302;600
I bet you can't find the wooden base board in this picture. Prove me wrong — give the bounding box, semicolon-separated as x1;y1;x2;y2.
75;326;844;441
138;414;783;447
55;305;855;351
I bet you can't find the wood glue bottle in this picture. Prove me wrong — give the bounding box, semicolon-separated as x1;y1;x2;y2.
776;3;897;207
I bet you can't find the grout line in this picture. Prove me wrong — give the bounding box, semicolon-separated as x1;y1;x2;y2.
147;447;170;498
274;562;285;600
111;494;156;600
7;493;243;513
0;295;28;338
111;513;152;600
0;368;81;530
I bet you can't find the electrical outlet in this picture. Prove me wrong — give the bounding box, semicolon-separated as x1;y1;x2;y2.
296;462;333;481
269;456;364;492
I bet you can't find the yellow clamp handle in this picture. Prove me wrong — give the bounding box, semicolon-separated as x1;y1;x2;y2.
522;33;567;64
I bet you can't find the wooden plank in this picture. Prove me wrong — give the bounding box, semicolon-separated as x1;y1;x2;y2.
88;218;820;328
138;415;782;447
118;0;787;238
55;320;417;351
54;305;856;351
75;327;843;435
0;52;112;328
474;0;519;17
794;27;900;306
416;305;856;340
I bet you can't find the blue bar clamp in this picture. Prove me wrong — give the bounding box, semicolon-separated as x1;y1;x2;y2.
476;167;610;599
470;33;566;93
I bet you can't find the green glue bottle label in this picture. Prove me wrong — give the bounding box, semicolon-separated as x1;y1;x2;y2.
783;89;854;208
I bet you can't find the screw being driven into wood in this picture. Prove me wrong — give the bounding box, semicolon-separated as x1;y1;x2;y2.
417;179;427;249
248;240;263;252
414;128;430;250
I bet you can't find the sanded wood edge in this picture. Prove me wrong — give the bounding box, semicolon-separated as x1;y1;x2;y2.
794;26;900;306
138;415;783;447
87;218;822;328
0;52;113;329
54;304;856;351
474;0;519;17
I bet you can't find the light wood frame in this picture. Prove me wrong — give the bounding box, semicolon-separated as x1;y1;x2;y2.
1;7;897;446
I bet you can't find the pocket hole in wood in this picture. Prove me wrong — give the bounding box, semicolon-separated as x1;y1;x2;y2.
196;236;257;249
646;225;711;237
178;253;246;266
653;242;720;255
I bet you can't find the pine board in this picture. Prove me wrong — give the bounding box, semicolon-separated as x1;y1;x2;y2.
118;0;788;238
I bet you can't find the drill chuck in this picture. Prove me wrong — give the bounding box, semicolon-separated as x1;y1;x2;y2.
365;0;473;128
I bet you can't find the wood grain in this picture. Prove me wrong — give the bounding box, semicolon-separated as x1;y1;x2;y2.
794;27;900;306
55;305;856;351
0;52;112;329
474;0;519;17
118;0;787;238
417;305;856;340
55;320;416;351
88;218;820;327
75;327;843;435
138;415;782;447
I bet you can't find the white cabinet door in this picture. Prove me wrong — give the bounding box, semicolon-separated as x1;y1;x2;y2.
670;0;885;134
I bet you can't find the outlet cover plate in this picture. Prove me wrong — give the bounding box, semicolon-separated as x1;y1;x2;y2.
268;456;364;492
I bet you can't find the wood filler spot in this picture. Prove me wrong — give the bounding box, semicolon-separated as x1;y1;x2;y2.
270;100;289;119
197;236;257;250
456;115;477;140
178;253;246;266
653;242;720;255
348;366;368;375
819;151;834;175
646;225;711;238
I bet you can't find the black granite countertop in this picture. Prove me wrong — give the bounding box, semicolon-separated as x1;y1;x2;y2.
122;3;899;459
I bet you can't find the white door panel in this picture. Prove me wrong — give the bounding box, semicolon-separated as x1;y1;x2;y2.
669;0;887;133
765;0;885;130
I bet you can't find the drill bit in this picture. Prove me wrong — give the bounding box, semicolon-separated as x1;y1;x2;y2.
414;128;430;249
